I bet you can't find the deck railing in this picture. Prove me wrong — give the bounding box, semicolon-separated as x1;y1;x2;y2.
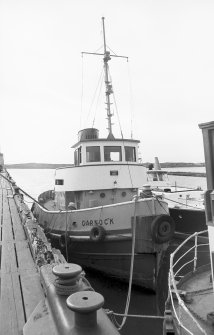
167;230;209;335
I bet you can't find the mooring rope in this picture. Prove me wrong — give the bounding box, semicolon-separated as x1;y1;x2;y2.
0;172;46;208
115;197;138;331
105;310;165;319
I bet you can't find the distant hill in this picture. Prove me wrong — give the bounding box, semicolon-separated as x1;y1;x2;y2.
143;162;205;168
160;162;204;168
5;162;205;169
5;163;72;169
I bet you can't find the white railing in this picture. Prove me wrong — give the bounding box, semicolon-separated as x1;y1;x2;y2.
167;230;209;335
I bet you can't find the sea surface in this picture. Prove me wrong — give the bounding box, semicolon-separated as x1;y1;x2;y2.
8;167;207;335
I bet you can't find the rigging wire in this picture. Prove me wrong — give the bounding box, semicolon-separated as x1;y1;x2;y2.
127;61;134;139
85;65;104;127
92;70;105;128
109;72;134;189
80;53;84;130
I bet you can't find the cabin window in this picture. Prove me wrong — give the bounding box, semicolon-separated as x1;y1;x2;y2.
125;146;136;162
55;179;64;185
74;146;82;166
86;146;101;162
104;146;122;161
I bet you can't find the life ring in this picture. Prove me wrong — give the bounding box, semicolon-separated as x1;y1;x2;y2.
90;226;106;242
151;215;175;244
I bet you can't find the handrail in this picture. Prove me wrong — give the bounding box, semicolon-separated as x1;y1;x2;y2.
168;230;209;335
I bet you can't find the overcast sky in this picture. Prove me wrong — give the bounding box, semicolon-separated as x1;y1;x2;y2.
0;0;214;164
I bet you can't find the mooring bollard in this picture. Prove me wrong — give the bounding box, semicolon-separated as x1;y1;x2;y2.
53;263;83;296
66;291;104;328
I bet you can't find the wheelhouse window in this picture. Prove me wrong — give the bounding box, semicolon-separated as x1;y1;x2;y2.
125;146;136;162
86;146;101;162
74;146;82;166
104;146;122;162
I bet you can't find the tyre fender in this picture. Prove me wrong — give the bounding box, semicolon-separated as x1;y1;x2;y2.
151;215;175;244
90;226;106;242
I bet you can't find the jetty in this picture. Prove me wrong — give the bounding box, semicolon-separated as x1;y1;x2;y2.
0;170;119;335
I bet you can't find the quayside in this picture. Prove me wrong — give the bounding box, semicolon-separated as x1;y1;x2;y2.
0;166;120;335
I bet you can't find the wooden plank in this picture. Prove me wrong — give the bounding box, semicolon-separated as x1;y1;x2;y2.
15;240;36;271
0;178;46;334
1;241;17;274
9;198;26;241
2;189;14;242
0;186;3;243
0;272;25;335
19;269;44;319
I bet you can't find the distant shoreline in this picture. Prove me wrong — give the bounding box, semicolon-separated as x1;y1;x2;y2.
5;163;71;169
5;162;205;169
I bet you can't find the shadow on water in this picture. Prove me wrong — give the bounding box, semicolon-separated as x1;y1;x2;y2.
63;233;210;335
85;269;164;335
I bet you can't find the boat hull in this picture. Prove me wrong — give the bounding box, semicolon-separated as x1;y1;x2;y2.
32;197;173;291
50;236;158;290
169;207;206;236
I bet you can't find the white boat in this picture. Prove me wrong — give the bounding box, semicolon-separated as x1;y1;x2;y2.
32;18;175;291
146;157;206;239
163;120;214;335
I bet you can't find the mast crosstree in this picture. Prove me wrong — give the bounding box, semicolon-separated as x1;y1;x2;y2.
82;17;128;138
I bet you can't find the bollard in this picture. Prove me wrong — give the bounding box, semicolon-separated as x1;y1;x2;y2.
66;291;104;328
53;263;83;295
141;184;153;198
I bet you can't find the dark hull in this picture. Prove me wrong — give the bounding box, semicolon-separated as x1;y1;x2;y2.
32;195;173;292
49;234;159;291
169;207;206;235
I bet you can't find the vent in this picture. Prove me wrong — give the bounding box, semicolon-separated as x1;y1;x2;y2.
78;128;99;141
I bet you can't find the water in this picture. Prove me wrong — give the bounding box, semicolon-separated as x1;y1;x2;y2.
8;167;207;335
164;166;207;190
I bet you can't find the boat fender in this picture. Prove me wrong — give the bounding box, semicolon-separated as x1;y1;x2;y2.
151;215;175;244
59;234;69;249
90;226;106;242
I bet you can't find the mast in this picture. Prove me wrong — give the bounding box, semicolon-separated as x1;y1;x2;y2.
82;18;128;138
102;17;114;138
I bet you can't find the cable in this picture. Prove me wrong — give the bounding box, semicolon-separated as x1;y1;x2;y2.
116;198;137;331
0;172;47;209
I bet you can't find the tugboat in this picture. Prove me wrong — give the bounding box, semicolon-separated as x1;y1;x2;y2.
147;157;206;240
32;18;175;291
163;121;214;335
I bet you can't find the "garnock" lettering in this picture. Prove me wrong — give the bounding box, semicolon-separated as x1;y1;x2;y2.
82;218;114;226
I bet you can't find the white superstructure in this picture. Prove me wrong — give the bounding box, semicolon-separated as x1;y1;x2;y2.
54;129;147;209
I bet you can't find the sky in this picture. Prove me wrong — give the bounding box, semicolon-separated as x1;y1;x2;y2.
0;0;214;164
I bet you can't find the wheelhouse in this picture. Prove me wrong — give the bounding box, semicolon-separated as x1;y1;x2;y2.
54;128;147;210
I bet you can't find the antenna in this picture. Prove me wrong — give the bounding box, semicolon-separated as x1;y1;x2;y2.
82;17;128;138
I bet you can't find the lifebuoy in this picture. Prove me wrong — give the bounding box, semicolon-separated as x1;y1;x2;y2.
90;226;106;242
151;215;175;244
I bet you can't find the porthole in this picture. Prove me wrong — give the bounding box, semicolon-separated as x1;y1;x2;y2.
100;192;106;198
122;191;127;197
